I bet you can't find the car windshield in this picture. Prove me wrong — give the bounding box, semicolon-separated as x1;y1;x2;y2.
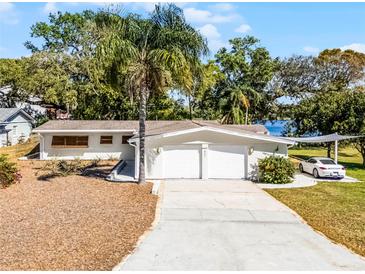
319;159;336;165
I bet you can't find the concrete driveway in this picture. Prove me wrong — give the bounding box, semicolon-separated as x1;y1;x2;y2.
119;180;365;270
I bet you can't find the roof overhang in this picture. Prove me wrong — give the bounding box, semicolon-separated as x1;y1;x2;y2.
130;126;295;145
33;129;137;134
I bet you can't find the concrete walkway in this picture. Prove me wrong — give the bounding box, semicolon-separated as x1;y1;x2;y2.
256;173;317;189
118;180;365;271
257;173;359;189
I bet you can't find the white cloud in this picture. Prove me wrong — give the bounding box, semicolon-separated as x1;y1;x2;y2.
0;2;19;25
198;24;220;40
209;39;229;53
235;24;252;34
129;2;156;13
197;24;228;53
175;2;188;9
183;7;238;24
43;2;58;14
340;43;365;54
0;2;12;13
210;3;234;11
303;46;320;54
66;2;79;6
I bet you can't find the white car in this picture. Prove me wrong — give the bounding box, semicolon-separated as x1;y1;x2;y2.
299;157;346;179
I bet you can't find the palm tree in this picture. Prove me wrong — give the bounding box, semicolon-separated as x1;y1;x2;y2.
220;86;251;125
96;4;208;183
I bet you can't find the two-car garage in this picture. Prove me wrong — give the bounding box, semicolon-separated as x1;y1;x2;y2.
162;144;247;179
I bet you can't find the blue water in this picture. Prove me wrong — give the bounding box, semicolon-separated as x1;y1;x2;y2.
256;120;292;136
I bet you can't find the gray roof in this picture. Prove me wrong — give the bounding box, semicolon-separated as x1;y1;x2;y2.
0;108;28;122
33;120;296;144
34;120;269;136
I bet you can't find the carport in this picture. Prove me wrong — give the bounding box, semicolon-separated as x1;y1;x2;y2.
286;133;363;163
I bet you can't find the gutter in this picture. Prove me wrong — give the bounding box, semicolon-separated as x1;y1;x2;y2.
33;129;137;134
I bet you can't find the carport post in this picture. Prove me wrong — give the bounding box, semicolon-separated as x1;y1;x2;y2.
334;140;338;164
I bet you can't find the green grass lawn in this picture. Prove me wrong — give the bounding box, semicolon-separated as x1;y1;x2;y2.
266;145;365;257
0;135;39;160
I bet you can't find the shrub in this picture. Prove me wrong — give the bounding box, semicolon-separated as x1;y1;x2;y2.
57;159;85;175
37;159;101;179
0;154;21;188
258;155;295;184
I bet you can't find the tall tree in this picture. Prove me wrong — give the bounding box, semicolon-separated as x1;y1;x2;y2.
289;88;365;161
315;49;365;91
276;49;365;145
23;10;138;119
214;36;277;124
0;58;29;107
186;61;223;120
96;4;208;183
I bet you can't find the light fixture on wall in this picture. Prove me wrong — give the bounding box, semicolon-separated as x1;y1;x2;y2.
248;146;254;155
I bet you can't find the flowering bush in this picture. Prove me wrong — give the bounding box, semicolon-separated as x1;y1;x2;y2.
258;155;295;184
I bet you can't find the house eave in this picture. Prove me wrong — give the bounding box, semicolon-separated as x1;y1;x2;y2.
130;126;295;145
33;129;137;134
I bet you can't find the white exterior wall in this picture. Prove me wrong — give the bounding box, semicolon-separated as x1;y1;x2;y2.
40;132;134;160
247;143;288;180
144;130;288;179
0;113;33;147
0;132;7;147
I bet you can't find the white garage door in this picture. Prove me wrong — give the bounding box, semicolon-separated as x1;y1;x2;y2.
208;145;246;179
163;145;201;178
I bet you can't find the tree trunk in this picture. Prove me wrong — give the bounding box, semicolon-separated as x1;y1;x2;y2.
327;143;331;158
354;141;365;167
138;86;147;184
188;95;192;120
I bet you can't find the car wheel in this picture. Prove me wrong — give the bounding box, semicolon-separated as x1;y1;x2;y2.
299;164;304;173
313;169;320;178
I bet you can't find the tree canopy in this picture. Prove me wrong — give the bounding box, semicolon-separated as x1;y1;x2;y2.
1;4;365;167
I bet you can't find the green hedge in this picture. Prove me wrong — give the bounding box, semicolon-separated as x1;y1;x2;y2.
0;154;21;188
258;155;295;184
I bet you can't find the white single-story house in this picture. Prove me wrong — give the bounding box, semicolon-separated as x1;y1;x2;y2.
33;120;295;180
0;108;34;147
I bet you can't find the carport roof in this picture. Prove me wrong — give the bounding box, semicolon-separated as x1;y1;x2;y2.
284;133;363;143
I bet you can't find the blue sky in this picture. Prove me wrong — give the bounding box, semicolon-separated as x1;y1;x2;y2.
0;2;364;59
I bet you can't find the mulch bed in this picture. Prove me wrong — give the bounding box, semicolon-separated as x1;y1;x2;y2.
0;161;158;270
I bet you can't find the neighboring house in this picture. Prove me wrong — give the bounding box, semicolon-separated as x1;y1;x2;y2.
0;86;46;115
33;120;295;180
0;108;35;147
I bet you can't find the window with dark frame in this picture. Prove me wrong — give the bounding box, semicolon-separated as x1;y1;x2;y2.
122;136;131;144
100;135;113;144
51;136;89;148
